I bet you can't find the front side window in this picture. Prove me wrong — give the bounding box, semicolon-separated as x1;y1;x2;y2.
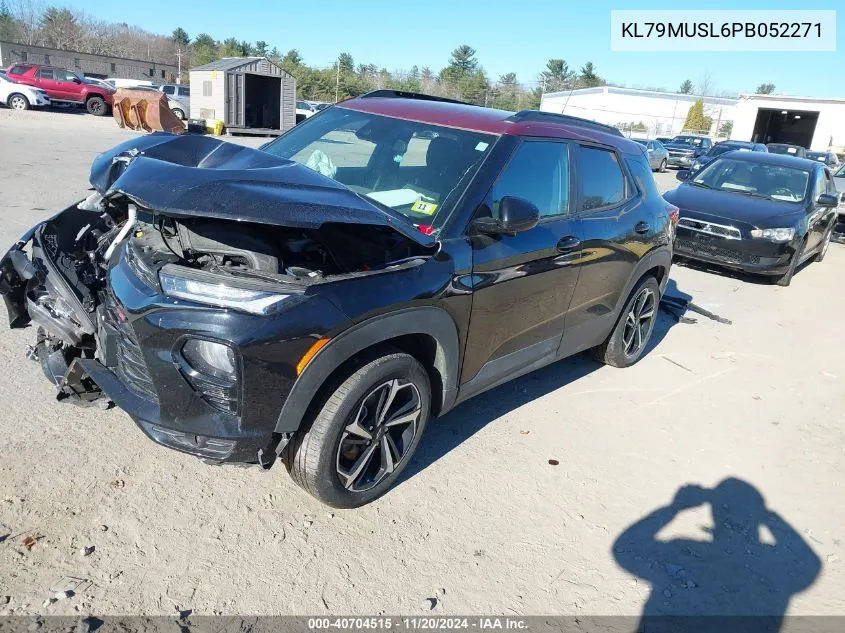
692;158;810;202
579;146;627;210
58;70;78;82
263;107;496;230
178;87;189;97
488;141;570;219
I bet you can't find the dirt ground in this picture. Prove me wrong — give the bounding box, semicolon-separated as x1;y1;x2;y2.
0;110;843;618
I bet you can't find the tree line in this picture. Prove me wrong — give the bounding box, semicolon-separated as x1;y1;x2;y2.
0;0;778;106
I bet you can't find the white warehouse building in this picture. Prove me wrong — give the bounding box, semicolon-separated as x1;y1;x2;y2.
730;94;845;152
540;86;738;138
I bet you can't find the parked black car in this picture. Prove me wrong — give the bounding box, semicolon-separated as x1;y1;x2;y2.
664;134;713;168
665;151;839;286
766;143;807;159
0;93;674;507
691;140;767;173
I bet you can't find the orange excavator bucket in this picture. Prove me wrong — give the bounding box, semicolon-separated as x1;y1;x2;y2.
112;88;186;134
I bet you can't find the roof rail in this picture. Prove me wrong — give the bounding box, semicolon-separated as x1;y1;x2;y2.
358;90;469;106
506;110;623;137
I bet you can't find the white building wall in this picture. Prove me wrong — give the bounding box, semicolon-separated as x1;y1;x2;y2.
188;70;225;121
540;87;738;138
731;95;845;151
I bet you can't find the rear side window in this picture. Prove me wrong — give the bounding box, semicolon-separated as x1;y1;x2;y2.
625;155;660;201
489;141;571;218
162;85;175;95
36;68;54;80
579;146;627;211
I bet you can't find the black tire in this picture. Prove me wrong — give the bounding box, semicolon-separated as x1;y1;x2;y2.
286;351;431;508
814;223;833;263
172;108;185;120
7;93;30;111
774;238;806;287
658;158;667;173
592;276;660;368
86;96;107;116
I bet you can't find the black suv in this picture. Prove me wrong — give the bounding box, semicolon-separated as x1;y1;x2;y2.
0;92;674;507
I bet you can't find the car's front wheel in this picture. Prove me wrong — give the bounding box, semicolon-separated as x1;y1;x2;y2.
592;276;660;368
287;351;431;508
774;237;806;287
7;93;30;111
86;96;107;116
172;108;185;120
814;223;834;263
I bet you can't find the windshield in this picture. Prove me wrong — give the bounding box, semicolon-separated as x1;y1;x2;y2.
709;144;751;157
262;107;496;230
691;157;810;202
806;151;828;162
767;145;801;155
670;136;705;147
834;164;845;177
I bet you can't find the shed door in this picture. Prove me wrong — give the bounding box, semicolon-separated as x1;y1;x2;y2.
226;72;244;127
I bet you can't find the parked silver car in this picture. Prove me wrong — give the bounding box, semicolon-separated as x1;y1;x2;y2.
631;138;669;172
158;84;190;120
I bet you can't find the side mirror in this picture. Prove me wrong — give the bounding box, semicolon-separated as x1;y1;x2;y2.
474;196;540;236
676;169;691;182
72;77;81;84
816;193;840;208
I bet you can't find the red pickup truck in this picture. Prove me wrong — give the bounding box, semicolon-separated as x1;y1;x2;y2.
5;63;114;115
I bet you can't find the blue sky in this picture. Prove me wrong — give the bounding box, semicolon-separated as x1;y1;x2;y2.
77;0;842;96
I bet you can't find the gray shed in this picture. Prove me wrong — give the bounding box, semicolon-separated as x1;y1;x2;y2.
189;57;296;135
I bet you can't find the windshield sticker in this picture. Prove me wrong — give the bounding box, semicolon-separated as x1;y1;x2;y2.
411;200;438;215
475;142;489;152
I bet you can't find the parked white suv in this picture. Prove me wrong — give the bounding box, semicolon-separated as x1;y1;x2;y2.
0;73;50;110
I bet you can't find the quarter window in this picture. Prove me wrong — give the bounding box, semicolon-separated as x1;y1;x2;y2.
489;141;571;219
579;146;627;211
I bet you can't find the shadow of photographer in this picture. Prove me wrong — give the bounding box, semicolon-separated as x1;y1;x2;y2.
612;478;821;633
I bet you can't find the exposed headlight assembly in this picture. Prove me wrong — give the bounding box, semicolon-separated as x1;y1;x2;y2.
159;265;295;315
750;227;796;242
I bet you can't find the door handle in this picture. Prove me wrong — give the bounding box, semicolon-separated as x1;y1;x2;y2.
556;236;581;252
634;221;651;235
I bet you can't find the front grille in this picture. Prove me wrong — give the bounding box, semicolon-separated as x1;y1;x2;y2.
678;217;741;240
675;238;742;264
103;296;159;403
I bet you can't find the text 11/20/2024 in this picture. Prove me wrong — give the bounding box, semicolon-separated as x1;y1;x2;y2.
308;617;528;630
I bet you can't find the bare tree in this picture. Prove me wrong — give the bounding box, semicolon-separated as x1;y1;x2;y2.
695;71;716;96
10;0;44;45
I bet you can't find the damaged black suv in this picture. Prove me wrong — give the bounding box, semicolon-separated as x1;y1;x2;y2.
0;92;673;507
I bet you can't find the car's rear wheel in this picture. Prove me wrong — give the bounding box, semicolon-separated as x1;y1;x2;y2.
286;351;431;508
814;223;833;263
8;93;30;111
658;158;667;173
592;276;660;368
86;96;106;116
172;108;185;120
774;238;806;287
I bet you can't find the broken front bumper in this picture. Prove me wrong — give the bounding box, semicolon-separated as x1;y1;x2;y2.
674;228;795;274
0;208;346;466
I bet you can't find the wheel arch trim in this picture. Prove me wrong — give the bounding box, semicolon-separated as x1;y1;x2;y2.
274;306;460;434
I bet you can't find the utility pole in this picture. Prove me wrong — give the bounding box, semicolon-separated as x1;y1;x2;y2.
335;57;340;103
176;48;182;84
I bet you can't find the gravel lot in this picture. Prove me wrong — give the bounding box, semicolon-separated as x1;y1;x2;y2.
1;110;843;619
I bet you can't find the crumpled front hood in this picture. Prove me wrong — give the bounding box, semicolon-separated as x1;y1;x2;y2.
89;133;432;245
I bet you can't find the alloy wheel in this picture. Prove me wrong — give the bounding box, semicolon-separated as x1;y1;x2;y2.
10;96;27;110
622;287;656;358
336;378;422;492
